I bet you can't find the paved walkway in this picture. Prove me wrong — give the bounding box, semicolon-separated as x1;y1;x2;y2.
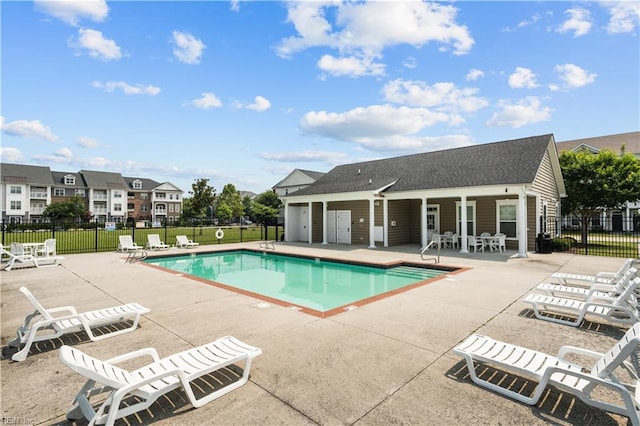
0;243;634;425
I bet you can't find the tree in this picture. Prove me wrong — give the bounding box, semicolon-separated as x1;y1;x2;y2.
559;148;640;250
43;196;90;220
251;190;281;225
188;178;216;219
217;183;244;222
215;202;233;224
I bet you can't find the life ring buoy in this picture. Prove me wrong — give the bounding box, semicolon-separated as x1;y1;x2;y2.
215;228;224;239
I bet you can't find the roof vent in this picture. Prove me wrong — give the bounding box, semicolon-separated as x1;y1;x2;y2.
368;178;372;184
357;169;361;175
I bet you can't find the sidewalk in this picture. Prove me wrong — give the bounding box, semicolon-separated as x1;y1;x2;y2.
0;243;633;425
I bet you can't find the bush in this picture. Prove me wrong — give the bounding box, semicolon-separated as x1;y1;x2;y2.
553;237;577;252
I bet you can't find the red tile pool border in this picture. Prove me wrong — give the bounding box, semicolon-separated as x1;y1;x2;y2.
140;250;469;318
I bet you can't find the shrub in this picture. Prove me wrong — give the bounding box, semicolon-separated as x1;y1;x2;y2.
553;237;577;252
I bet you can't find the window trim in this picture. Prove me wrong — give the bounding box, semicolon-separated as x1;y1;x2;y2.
496;199;518;238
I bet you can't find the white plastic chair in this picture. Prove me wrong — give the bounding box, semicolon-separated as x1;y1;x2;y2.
60;336;262;426
118;235;141;252
454;323;640;425
176;235;199;248
468;236;484;253
146;234;170;250
490;233;506;253
36;238;56;258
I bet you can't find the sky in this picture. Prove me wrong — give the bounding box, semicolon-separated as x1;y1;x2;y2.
1;0;639;195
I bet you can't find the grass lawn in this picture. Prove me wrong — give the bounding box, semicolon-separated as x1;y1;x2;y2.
1;225;281;254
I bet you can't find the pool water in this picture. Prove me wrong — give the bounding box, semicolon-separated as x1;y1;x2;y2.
145;251;450;316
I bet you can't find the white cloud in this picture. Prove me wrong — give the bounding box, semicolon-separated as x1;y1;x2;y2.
190;92;223;109
76;136;101;148
92;81;161;95
466;68;484;81
246;96;272;112
556;7;593;37
55;147;74;158
0;147;25;163
172;31;206;65
68;28;122;61
403;56;417;69
318;54;386;77
298;104;473;152
259;150;347;163
508;67;538;89
602;1;640;33
382;79;489;114
34;0;108;26
486;96;552;128
276;1;474;77
552;64;597;89
1;116;59;141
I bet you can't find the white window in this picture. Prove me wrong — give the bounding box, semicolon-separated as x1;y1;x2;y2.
496;200;518;238
455;201;476;236
113;191;123;198
426;205;439;233
64;175;75;185
113;203;122;212
169;204;174;212
10;201;21;210
141;193;148;199
141;204;148;212
10;186;21;194
133;180;142;189
175;205;180;212
75;189;86;196
54;188;65;196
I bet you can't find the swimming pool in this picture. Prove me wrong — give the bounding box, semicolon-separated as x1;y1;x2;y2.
144;250;456;317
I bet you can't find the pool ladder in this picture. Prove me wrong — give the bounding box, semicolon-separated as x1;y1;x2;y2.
420;241;440;263
126;249;148;264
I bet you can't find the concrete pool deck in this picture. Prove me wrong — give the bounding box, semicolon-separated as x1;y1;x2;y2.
0;242;635;425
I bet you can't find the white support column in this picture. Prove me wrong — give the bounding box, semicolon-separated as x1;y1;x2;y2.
368;198;376;248
283;201;289;242
459;195;469;253
517;189;528;257
383;198;389;247
322;201;328;244
307;201;313;244
421;198;428;248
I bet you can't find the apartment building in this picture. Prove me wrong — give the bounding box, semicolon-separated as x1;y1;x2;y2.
0;163;183;223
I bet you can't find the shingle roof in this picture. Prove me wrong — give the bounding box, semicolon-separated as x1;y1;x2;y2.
1;163;54;185
51;171;87;188
123;176;161;190
556;131;640;155
79;170;127;189
288;134;554;196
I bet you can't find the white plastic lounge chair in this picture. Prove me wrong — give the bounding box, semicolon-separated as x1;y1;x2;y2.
259;240;275;250
59;335;262;426
523;277;640;326
551;259;636;286
146;234;170;250
176;235;199;248
533;267;638;301
117;235;141;252
9;287;150;362
453;323;640;425
2;243;40;271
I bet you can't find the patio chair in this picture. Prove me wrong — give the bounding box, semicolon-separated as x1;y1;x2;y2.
146;234;170;250
259;240;275;250
453;323;640;425
36;238;57;258
522;277;640;327
550;259;637;286
533;267;638;301
59;335;262;426
467;236;484;253
9;287;150;362
117;235;141;252
490;233;506;253
2;243;41;271
176;235;199;248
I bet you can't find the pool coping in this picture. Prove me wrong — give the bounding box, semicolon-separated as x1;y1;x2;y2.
141;248;470;318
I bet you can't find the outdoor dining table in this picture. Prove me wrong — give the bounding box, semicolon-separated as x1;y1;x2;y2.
20;242;45;256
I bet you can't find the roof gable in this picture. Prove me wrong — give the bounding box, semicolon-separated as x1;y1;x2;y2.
1;163;54;186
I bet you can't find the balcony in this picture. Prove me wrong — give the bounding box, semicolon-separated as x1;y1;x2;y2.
93;194;108;200
30;191;48;198
30;207;45;215
93;207;107;214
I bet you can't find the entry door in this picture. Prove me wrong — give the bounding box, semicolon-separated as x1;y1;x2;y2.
336;210;351;244
326;210;337;243
612;212;623;232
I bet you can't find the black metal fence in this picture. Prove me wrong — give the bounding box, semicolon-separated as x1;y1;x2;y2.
1;218;285;255
542;216;640;258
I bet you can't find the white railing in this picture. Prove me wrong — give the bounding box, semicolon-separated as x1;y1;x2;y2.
30;191;48;198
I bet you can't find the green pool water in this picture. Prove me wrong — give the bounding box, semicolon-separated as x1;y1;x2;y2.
145;250;448;313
